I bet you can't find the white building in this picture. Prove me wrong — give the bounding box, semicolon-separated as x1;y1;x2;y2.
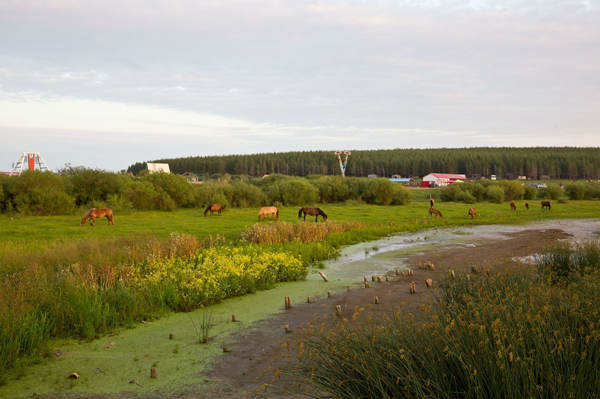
147;163;170;174
421;173;466;187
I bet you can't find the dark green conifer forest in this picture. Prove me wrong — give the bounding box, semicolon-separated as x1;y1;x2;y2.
128;147;600;179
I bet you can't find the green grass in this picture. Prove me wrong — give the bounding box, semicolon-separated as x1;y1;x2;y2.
1;200;598;245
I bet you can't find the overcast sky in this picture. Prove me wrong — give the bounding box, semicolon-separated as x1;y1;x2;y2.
1;0;599;171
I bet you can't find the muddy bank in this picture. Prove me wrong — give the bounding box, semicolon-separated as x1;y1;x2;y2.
190;227;576;399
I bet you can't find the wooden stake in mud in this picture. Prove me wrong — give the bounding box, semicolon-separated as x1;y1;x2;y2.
231;314;238;322
150;368;157;379
425;278;433;288
283;324;291;334
364;276;368;282
408;269;414;276
449;270;456;279
364;281;371;288
307;296;312;304
385;276;390;282
318;271;328;282
471;266;479;274
284;296;292;309
374;296;380;305
376;276;383;283
395;269;401;276
169;333;174;340
335;305;342;316
409;282;416;294
371;275;376;282
346;285;351;292
327;291;332;298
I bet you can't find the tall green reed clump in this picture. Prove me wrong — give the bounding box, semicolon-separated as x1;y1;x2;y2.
301;268;600;398
537;240;600;284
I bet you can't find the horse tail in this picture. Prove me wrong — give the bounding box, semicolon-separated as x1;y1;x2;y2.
204;205;211;216
276;209;279;220
298;208;303;219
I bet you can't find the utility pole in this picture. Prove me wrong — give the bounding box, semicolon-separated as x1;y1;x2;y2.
335;151;351;177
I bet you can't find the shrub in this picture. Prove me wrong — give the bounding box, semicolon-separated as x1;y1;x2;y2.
390;185;411;205
229;182;266;207
537;184;563;200
266;177;319;206
62;167;126;206
142;173;195;207
440;184;463;202
565;182;586;200
523;185;536;200
361;178;394;205
501;180;525;201
314;176;351;203
485;185;504;203
456;190;476;204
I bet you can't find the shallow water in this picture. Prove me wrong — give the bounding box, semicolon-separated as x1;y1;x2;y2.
3;218;599;398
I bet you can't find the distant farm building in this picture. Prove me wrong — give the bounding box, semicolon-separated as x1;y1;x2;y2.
182;172;201;183
367;174;378;178
421;173;466;187
147;163;170;174
389;175;411;183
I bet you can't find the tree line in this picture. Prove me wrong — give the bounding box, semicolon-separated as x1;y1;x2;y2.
127;147;600;179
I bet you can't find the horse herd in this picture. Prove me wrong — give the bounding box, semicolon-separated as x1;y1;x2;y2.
427;198;552;220
80;200;551;226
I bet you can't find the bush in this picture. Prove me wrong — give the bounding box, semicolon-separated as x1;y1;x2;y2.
501;180;525;201
565;182;586;200
538;184;563;200
10;171;74;215
456;190;476;204
61;167;126;206
523;185;536;200
485;185;504;203
314;176;351;203
265;177;319;206
390;185;411;205
229;182;266;207
142;173;195;207
440;184;463;202
361;178;394;205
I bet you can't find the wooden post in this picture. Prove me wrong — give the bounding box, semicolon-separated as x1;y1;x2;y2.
449;270;456;279
410;282;416;294
231;314;237;322
318;271;328;282
374;296;380;304
283;324;290;334
425;278;433;288
363;276;368;282
285;296;292;309
169;333;174;340
376;276;382;283
408;269;414;276
150;368;157;379
371;275;376;282
346;285;350;292
327;291;332;298
364;281;370;288
307;296;312;304
385;276;390;282
336;305;342;316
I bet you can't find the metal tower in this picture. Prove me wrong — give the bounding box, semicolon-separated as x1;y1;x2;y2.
11;152;50;174
335;151;351;177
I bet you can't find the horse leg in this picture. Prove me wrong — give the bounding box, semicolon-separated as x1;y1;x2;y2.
315;215;318;222
90;216;95;226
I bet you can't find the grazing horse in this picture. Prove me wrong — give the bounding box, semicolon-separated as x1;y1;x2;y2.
541;201;552;211
429;198;435;208
81;208;114;226
525;202;529;210
468;207;477;219
204;203;225;216
258;206;279;221
298;207;328;222
429;207;443;218
510;201;517;211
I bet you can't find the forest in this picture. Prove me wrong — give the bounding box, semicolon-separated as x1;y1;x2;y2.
127;147;600;179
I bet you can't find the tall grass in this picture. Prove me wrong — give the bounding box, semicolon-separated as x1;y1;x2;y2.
241;221;367;244
0;238;304;378
537;240;600;284
300;246;600;398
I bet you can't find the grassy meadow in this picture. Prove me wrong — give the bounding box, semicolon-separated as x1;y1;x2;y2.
0;198;599;389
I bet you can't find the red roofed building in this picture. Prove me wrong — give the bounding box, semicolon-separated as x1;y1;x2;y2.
421;173;466;187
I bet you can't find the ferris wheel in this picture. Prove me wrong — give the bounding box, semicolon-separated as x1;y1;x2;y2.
334;151;351;177
11;152;50;175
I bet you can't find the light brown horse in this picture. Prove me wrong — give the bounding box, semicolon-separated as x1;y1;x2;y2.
468;207;477;219
81;208;114;226
258;206;279;221
510;201;517;211
428;207;443;218
298;207;328;222
204;203;225;216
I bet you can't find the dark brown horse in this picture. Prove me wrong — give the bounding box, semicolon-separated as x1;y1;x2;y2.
541;201;551;210
298;207;328;222
429;207;443;218
468;207;477;219
81;208;114;226
430;198;435;208
204;203;225;216
525;202;529;210
510;201;517;211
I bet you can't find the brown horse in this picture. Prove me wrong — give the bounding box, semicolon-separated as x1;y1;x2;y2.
468;207;477;219
81;208;114;226
429;198;435;208
258;206;279;221
525;202;529;210
298;207;328;222
429;207;443;218
204;203;225;216
541;201;551;210
510;201;517;211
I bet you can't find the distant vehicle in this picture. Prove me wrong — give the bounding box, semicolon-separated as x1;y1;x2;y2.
531;183;547;189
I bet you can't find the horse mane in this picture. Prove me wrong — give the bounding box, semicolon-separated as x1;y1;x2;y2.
204;205;211;216
298;207;304;218
317;208;327;217
82;208;95;218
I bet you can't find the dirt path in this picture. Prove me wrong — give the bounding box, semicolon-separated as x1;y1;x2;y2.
177;228;570;399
